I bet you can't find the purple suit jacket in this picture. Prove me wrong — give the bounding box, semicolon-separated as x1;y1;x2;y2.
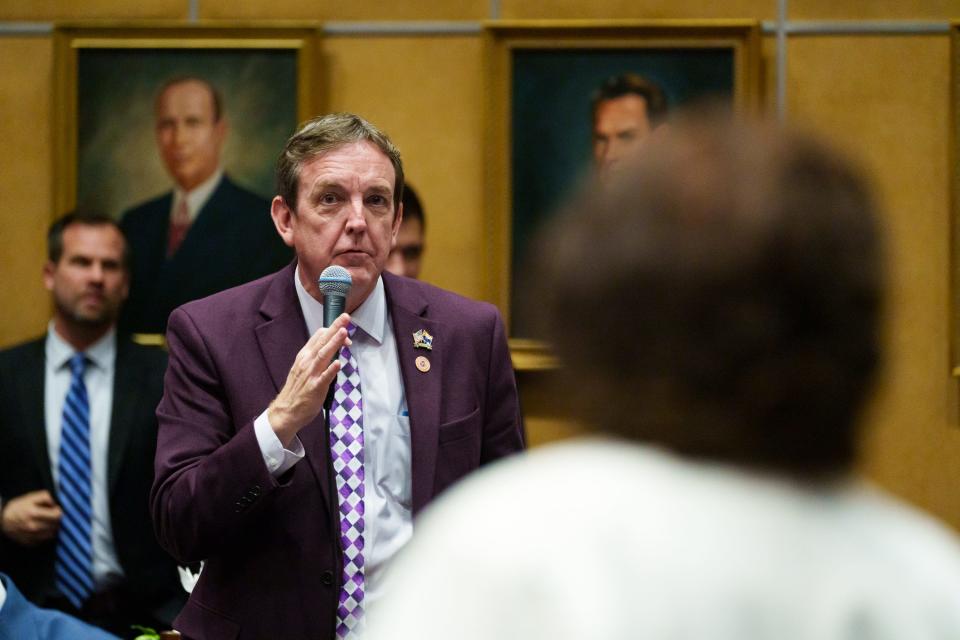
150;264;524;640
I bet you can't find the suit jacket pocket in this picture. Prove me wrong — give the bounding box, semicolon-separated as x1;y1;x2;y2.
434;406;482;497
176;598;241;640
438;406;480;444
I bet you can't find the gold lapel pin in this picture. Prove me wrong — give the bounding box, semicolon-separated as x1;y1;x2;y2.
415;355;431;372
413;329;434;351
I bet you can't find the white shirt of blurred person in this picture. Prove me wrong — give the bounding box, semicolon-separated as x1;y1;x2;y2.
385;183;425;279
367;114;960;639
591;72;669;173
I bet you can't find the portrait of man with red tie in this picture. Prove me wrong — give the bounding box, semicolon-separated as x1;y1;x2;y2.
118;76;292;336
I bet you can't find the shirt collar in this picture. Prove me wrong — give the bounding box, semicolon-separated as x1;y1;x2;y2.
293;266;386;344
45;321;117;371
173;168;224;223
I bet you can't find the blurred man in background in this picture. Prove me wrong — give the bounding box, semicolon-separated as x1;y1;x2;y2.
367;112;960;639
0;213;182;636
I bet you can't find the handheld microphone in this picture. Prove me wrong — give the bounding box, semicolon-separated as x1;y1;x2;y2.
318;265;352;328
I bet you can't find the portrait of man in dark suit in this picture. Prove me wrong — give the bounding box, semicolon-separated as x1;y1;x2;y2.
508;46;737;337
119;76;292;335
0;213;183;636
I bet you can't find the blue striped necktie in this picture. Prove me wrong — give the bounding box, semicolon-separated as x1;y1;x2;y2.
54;353;95;609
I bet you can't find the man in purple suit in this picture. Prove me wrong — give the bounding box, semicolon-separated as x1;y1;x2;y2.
150;113;525;640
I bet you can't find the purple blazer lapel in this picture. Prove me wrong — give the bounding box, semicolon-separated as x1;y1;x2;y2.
253;263;333;520
254;264;307;392
383;273;444;515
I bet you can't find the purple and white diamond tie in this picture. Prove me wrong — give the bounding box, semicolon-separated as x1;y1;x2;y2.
330;322;365;638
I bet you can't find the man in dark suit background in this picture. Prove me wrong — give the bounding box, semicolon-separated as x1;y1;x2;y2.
0;213;183;636
119;76;291;335
151;113;524;639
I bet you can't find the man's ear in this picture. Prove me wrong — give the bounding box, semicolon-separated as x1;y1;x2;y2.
42;261;56;292
391;201;404;248
271;196;296;248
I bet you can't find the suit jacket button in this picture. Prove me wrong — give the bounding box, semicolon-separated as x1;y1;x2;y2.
321;570;334;586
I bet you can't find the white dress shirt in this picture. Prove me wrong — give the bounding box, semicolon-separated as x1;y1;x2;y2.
170;167;223;224
254;268;413;610
44;325;124;590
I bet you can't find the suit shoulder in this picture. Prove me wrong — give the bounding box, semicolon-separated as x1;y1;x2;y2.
120;192;172;230
0;336;44;368
220;175;271;210
121;338;169;369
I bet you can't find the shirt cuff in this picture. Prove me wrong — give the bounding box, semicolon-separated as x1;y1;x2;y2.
254;410;305;477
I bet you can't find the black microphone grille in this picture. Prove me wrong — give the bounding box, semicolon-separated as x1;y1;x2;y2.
317;265;352;296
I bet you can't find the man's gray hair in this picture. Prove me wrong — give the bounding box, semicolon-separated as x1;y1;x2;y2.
275;112;404;213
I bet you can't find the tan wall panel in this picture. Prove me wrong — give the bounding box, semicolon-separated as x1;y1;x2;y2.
200;0;486;21
499;0;775;20
791;0;957;20
321;35;486;301
787;35;960;529
761;35;778;113
0;37;54;348
0;0;184;20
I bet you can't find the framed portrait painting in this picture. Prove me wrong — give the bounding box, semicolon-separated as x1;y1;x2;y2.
54;24;319;219
483;21;762;365
52;25;320;338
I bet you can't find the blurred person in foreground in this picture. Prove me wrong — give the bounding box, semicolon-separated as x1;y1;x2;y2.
385;182;426;279
367;111;960;639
